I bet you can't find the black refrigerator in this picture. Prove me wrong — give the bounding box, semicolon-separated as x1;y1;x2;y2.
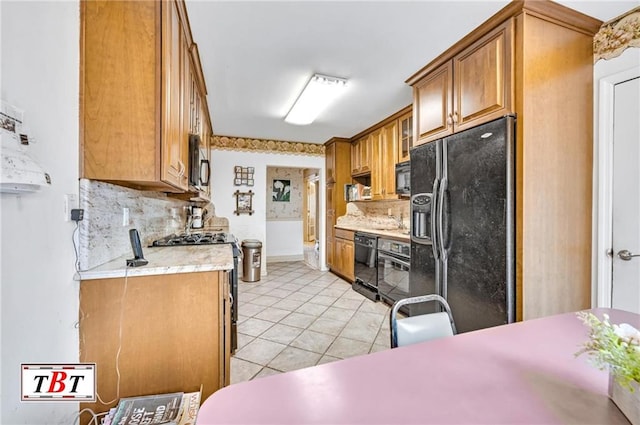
409;115;515;333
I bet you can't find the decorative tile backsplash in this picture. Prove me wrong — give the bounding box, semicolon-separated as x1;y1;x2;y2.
337;199;410;230
78;179;193;270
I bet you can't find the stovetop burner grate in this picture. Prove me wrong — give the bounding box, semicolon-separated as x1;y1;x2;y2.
150;232;236;247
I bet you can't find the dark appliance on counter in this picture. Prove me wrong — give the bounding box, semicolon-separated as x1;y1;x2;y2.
189;134;210;189
126;228;149;267
151;232;240;352
377;237;410;306
395;161;411;196
353;232;378;301
410;116;515;333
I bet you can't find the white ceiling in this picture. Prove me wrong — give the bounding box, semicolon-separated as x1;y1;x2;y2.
185;1;638;144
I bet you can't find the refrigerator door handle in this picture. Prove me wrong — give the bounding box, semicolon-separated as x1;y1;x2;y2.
431;179;440;260
437;177;448;261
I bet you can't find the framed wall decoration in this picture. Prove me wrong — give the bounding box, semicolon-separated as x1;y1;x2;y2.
272;179;291;202
234;166;255;186
234;190;254;215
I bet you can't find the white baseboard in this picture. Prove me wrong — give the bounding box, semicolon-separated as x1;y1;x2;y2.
267;255;304;263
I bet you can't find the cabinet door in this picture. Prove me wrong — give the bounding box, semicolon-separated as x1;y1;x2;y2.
414;61;453;145
382;120;398;199
453;20;512;132
326;184;336;268
334;238;344;274
359;135;371;174
81;0;160;185
183;45;194;168
343;239;355;282
326;142;336;183
220;271;231;387
398;112;413;163
201;116;212;198
370;129;385;200
351;140;361;175
351;136;371;176
161;0;188;190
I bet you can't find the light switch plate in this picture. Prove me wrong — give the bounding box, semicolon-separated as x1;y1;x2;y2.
64;194;78;222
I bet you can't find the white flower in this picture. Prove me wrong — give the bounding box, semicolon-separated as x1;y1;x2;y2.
614;323;640;346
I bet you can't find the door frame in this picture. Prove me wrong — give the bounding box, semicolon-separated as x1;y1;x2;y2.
303;172;320;243
594;66;640;308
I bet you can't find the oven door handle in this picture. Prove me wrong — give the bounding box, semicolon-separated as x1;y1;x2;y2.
377;253;410;268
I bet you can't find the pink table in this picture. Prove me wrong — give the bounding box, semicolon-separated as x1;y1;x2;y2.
197;308;637;424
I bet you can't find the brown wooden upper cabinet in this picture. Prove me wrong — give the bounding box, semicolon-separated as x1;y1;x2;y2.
371;121;398;200
161;0;189;191
414;21;512;146
326;142;337;184
351;135;371;176
184;43;213;201
81;0;210;194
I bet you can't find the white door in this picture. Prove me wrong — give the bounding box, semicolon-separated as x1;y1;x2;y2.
307;180;316;241
611;76;640;313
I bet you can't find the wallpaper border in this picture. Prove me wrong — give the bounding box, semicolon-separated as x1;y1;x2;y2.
594;7;640;62
212;135;325;157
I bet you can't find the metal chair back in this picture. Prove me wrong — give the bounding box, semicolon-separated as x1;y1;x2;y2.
390;294;457;348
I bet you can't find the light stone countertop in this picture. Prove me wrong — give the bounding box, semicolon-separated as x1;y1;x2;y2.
335;224;411;242
76;244;234;280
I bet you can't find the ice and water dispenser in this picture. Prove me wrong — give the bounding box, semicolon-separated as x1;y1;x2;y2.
411;193;432;244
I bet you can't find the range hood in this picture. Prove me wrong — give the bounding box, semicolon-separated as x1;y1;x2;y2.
1;134;50;194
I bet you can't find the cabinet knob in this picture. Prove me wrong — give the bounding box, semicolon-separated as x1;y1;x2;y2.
447;113;454;126
452;111;459;124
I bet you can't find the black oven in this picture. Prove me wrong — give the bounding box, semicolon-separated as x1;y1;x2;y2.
377;237;410;306
353;233;378;301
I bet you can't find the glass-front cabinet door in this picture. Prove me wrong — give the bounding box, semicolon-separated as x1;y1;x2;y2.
398;112;413;163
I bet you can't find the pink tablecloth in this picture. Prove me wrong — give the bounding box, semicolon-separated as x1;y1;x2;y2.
197;308;638;424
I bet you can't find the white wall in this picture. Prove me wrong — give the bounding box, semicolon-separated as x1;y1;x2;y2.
266;221;304;260
1;1;80;424
210;149;326;272
265;166;305;260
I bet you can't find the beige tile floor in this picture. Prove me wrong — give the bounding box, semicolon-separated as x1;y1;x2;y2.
232;261;391;384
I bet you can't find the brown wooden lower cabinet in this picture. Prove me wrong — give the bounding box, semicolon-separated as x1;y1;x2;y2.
79;270;230;425
330;228;355;282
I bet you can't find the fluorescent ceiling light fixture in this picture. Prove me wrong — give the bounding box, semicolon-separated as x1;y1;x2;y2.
285;74;348;125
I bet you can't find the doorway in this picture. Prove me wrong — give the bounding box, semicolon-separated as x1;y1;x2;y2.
305;178;318;242
611;76;640;313
595;62;640;314
303;169;320;269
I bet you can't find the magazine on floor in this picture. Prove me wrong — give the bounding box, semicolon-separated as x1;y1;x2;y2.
101;391;201;425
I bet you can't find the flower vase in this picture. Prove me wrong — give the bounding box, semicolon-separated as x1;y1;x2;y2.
609;374;640;425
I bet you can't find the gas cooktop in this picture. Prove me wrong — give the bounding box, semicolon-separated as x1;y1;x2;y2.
150;232;237;247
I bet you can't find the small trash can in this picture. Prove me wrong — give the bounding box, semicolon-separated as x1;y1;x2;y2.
241;239;262;282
